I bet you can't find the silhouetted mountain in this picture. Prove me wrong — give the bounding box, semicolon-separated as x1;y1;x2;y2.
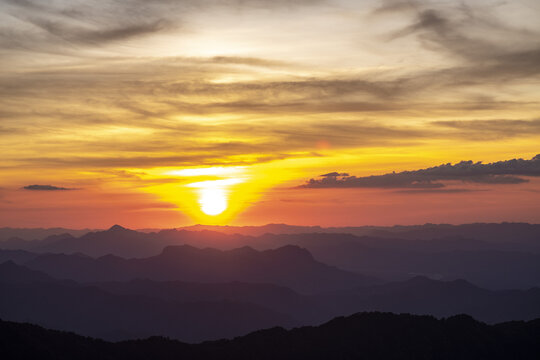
22;245;377;293
268;234;540;289
0;262;296;342
180;222;540;244
93;273;540;325
93;278;319;322
0;249;38;264
4;222;539;258
2;228;540;289
0;226;244;258
315;276;540;324
2;313;540;359
0;260;55;283
0;227;97;242
2;222;539;290
181;223;326;236
366;222;540;243
25;225;169;258
2;261;540;344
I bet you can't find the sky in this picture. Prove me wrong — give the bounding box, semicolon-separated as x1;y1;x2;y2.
0;0;539;228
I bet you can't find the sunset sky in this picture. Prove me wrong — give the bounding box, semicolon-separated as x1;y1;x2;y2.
1;0;539;228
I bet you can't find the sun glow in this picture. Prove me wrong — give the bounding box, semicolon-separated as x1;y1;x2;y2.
166;166;245;177
140;161;312;224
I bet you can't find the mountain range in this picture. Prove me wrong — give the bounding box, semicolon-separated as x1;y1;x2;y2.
2;224;539;289
1;222;539;345
0;244;377;294
2;260;539;342
2;312;539;359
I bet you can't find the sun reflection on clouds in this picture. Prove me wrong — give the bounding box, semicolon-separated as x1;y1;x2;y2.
166;166;245;177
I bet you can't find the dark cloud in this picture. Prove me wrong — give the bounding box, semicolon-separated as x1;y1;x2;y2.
23;184;76;191
321;172;349;177
300;155;540;189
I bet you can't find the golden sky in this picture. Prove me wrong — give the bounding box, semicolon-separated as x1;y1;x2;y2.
1;0;539;228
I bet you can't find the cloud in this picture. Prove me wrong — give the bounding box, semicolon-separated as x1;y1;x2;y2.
26;17;169;46
0;1;539;175
300;154;540;189
431;119;540;140
321;172;349;177
23;184;76;191
0;0;324;54
378;0;540;83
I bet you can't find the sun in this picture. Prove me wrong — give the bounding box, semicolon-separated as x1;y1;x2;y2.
188;178;244;217
199;187;227;215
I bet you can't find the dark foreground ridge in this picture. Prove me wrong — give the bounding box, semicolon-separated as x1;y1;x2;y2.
2;312;540;360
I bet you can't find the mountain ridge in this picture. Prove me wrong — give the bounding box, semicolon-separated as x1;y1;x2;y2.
2;312;539;359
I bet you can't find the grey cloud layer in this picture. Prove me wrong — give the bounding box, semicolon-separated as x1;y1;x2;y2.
301;155;540;189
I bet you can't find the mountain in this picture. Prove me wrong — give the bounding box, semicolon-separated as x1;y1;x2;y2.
93;274;540;324
0;260;55;283
2;223;539;289
3;229;540;290
2;312;540;359
0;225;245;258
0;227;97;242
4;223;539;258
276;236;540;289
180;223;540;244
22;245;378;293
314;276;540;324
2;261;540;343
92;279;318;322
0;249;39;264
0;262;296;342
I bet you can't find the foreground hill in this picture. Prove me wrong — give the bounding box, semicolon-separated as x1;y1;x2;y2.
2;312;540;360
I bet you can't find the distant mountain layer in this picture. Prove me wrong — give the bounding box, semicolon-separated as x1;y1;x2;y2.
2;224;539;289
1;261;539;342
0;261;296;342
1;244;377;294
3;222;540;251
2;313;540;360
0;227;98;242
180;222;540;242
